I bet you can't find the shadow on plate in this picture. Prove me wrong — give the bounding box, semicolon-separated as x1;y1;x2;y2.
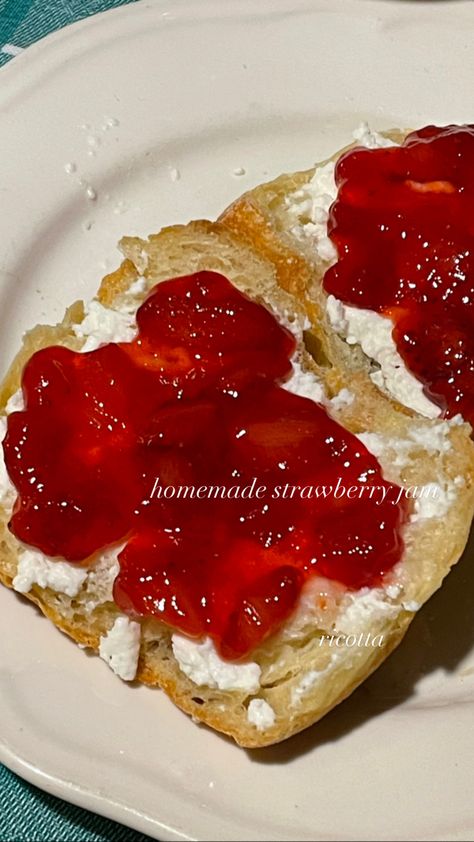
249;522;474;765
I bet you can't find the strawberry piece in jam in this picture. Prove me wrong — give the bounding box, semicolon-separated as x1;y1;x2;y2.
325;124;474;423
3;271;407;658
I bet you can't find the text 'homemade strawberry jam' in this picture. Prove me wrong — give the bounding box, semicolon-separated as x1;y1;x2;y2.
325;124;474;424
4;272;407;659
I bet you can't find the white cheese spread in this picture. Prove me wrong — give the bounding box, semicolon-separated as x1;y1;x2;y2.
247;698;276;731
171;634;261;693
99;616;141;681
326;296;441;419
283;359;325;403
285;124;441;419
73;299;137;351
13;547;88;597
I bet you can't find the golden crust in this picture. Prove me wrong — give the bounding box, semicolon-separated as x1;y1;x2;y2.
1;199;474;746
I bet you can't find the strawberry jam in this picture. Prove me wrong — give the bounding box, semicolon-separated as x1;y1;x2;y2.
325;124;474;424
4;272;407;658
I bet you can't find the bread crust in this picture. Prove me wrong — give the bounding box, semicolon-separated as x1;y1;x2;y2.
1;205;474;747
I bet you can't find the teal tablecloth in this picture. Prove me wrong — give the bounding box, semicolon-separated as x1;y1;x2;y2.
0;0;137;66
0;765;152;842
0;6;157;839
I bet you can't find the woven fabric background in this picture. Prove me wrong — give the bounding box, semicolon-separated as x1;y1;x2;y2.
0;5;156;840
0;764;153;841
0;0;137;65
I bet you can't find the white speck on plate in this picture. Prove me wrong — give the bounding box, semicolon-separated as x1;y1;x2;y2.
80;182;97;201
113;200;129;215
102;116;120;131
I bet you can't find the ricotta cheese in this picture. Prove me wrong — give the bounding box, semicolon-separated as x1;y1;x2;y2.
283;360;325;403
13;547;88;597
352;122;398;149
291;670;324;707
327;296;440;419
357;416;457;469
99;616;141;681
285;125;441;419
286;159;338;262
285;123;397;260
247;699;276;731
119;276;148;314
385;583;402;600
171;634;261;693
335;588;399;636
291;580;405;707
73;299;137;351
0;417;16;507
5;389;24;414
403;600;421;612
411;481;458;522
83;547;121;612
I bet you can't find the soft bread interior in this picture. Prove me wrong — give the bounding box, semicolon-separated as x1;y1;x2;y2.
0;220;473;747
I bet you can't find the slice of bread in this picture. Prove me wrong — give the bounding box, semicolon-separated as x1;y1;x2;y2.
1;218;473;748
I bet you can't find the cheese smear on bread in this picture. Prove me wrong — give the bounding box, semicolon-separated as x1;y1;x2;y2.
284;124;443;420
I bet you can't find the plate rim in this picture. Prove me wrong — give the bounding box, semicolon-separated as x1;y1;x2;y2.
0;739;189;841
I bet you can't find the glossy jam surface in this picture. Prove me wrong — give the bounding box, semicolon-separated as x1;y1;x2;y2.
325;124;474;423
4;272;406;658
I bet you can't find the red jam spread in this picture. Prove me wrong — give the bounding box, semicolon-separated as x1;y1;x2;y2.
4;272;407;659
325;124;474;424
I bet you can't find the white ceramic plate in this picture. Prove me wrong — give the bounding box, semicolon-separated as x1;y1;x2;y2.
1;1;474;839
